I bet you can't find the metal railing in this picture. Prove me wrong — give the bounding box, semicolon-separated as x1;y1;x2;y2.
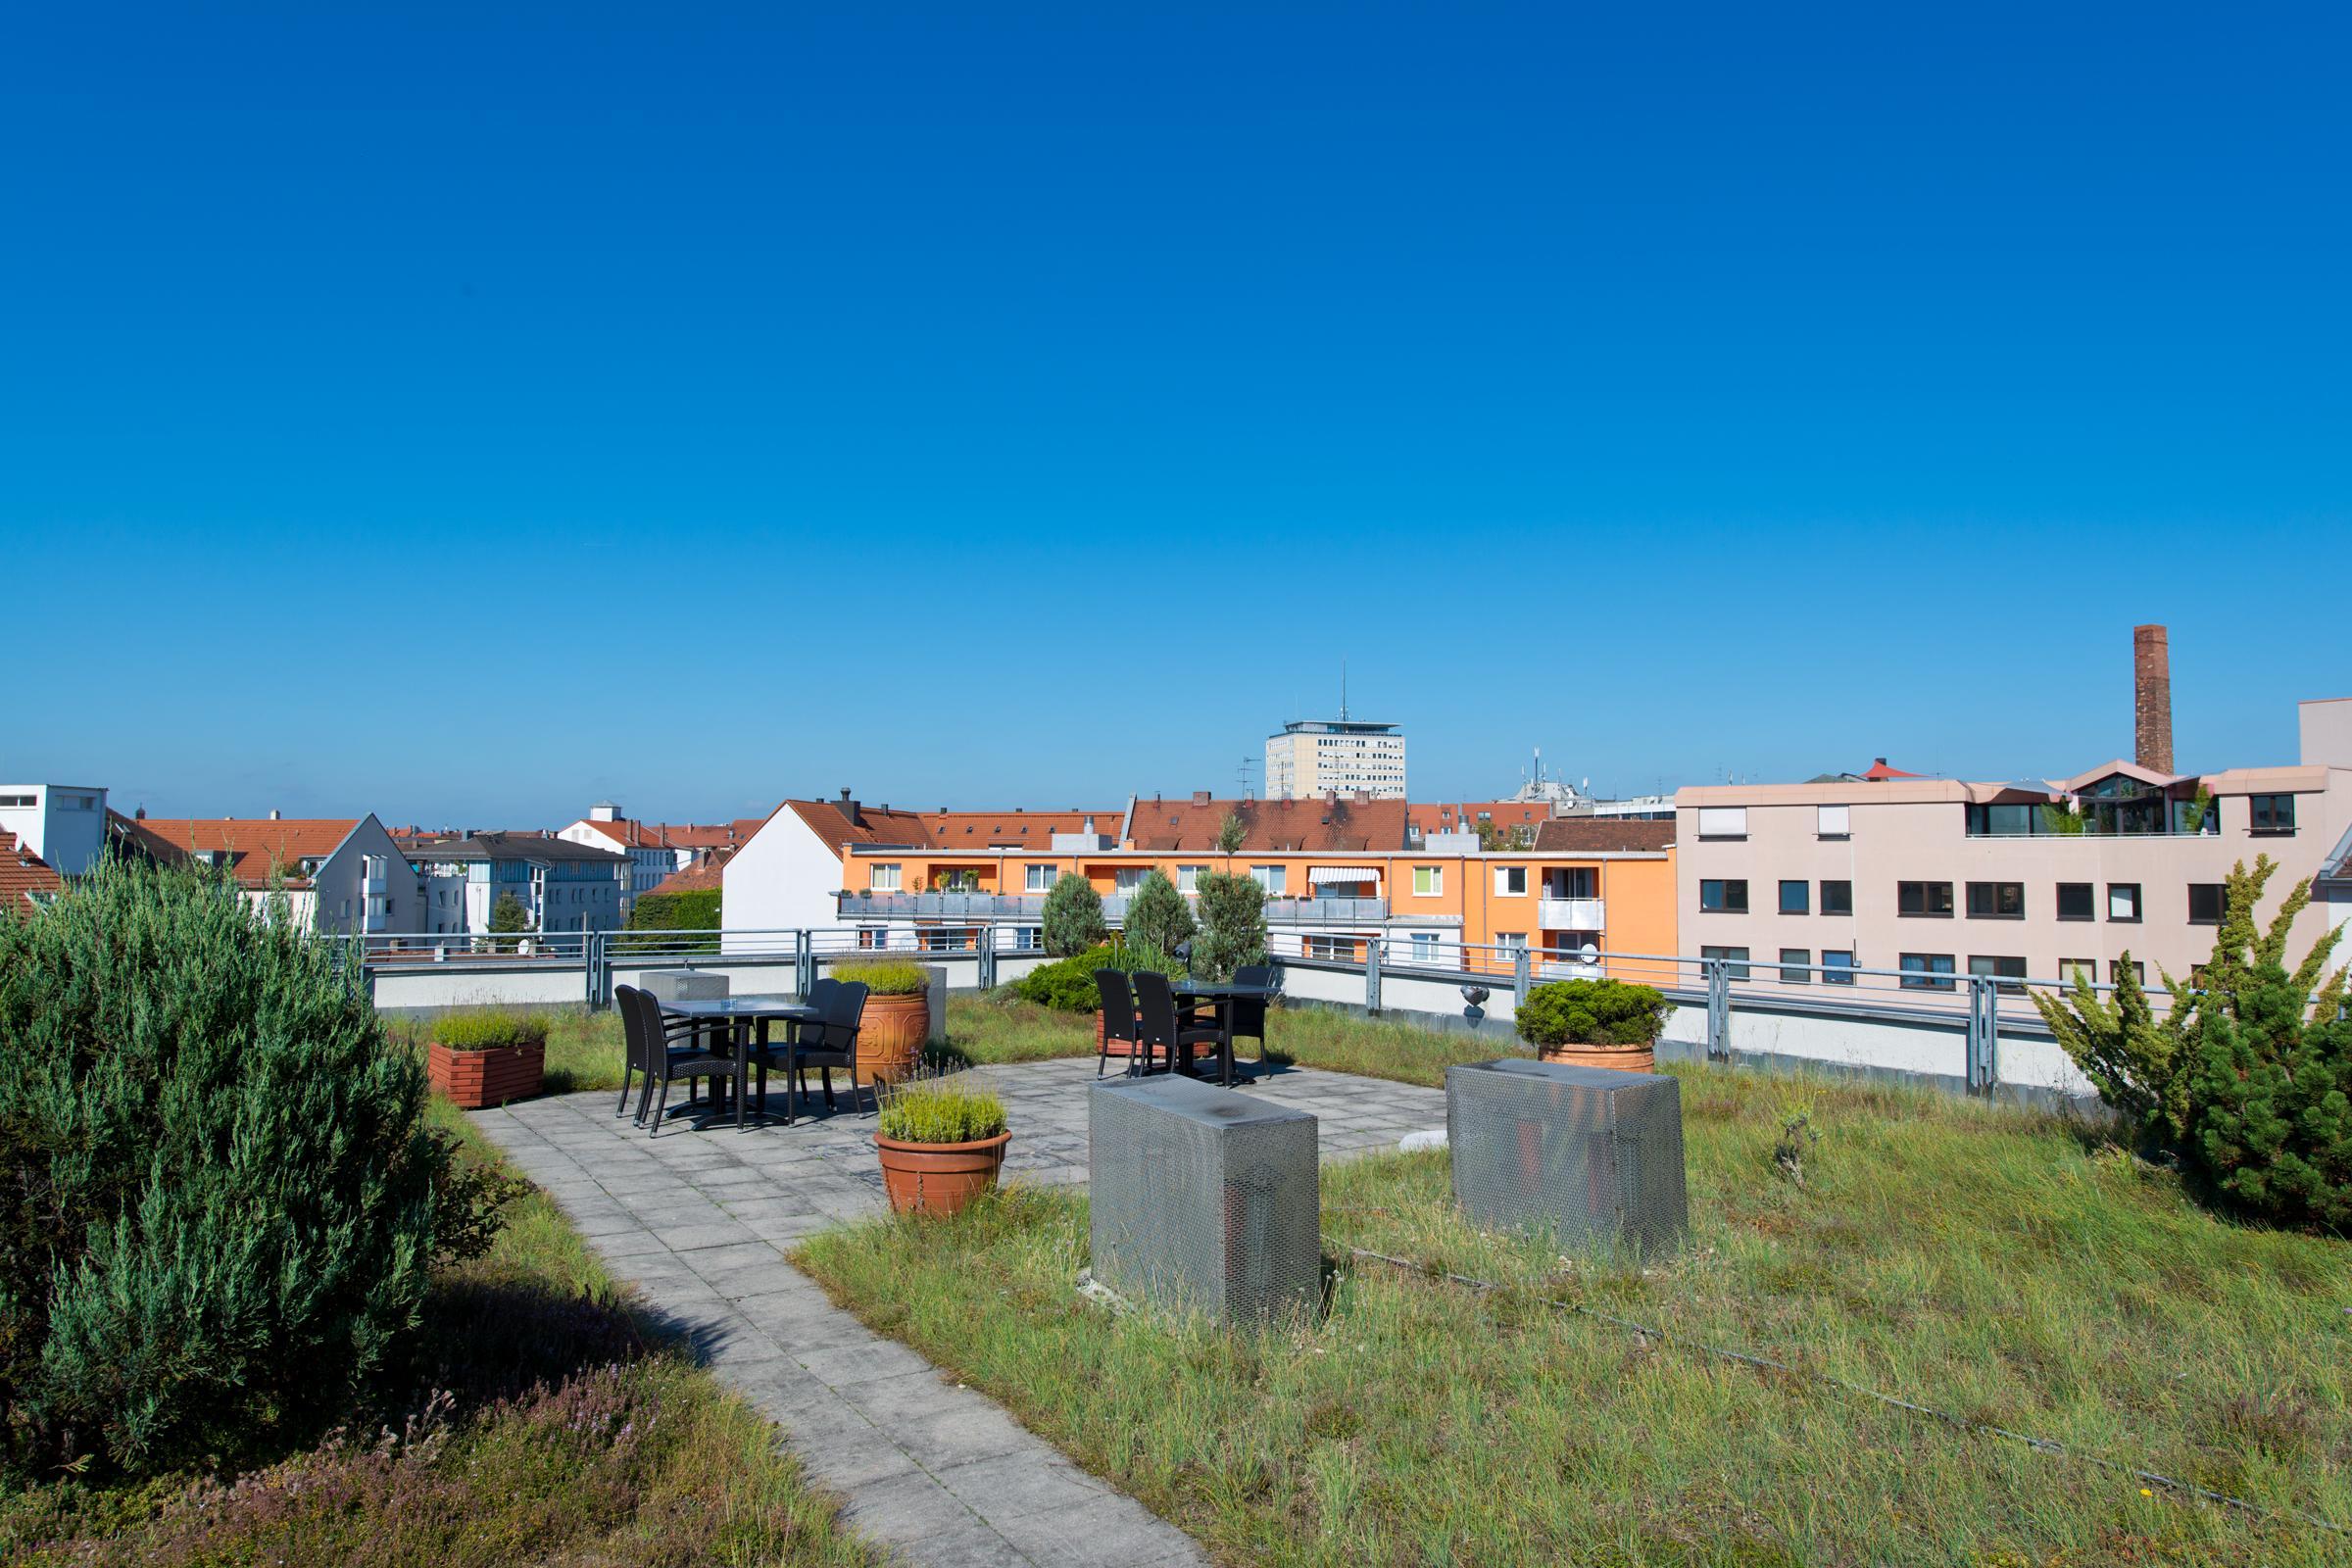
330;922;2238;1101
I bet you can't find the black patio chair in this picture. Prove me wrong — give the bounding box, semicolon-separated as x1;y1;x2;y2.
1228;963;1276;1069
789;980;871;1116
744;976;844;1121
622;986;741;1137
1096;968;1154;1076
1133;970;1227;1085
614;982;720;1120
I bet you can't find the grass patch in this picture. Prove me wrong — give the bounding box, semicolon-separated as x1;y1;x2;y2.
1;1100;880;1567
800;1064;2352;1566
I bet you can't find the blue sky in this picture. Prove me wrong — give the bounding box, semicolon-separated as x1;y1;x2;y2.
6;3;2346;826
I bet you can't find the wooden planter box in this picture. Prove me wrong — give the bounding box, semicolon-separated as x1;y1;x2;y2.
429;1040;546;1108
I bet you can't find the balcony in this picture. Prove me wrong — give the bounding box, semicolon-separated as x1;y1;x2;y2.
838;892;1045;921
1538;897;1605;931
1263;897;1388;924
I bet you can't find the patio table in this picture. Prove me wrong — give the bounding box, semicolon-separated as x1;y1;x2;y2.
1169;979;1279;1087
659;994;823;1128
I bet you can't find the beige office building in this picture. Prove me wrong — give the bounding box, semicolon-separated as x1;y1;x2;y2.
1675;644;2352;995
1265;718;1407;801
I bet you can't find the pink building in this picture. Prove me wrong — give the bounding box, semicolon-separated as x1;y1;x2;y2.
1675;693;2352;998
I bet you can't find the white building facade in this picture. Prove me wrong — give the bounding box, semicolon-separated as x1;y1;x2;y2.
0;784;109;876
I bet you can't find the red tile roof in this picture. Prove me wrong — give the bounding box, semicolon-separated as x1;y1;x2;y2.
1531;818;1676;854
915;809;1117;849
648;858;725;896
577;816;762;852
123;818;359;888
783;799;938;849
0;830;64;912
1125;796;1410;854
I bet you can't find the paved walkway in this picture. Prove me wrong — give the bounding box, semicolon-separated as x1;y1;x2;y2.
470;1057;1446;1567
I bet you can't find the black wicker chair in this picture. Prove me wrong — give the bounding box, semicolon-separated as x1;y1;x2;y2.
1228;963;1276;1070
615;983;720;1121
789;980;871;1116
1095;968;1154;1076
1133;970;1228;1085
622;985;741;1136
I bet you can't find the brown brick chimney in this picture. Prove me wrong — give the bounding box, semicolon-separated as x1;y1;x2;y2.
2133;624;2174;773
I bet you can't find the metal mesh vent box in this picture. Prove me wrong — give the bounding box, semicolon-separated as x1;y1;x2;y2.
1090;1075;1320;1323
641;969;729;1004
1446;1059;1688;1257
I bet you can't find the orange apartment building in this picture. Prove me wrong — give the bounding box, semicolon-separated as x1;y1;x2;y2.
721;789;1677;973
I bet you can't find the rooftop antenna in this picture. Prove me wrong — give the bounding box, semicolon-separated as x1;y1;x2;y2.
1339;659;1348;721
1237;756;1255;800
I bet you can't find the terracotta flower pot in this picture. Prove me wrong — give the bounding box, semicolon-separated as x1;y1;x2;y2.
1095;1008;1107;1050
1537;1040;1656;1073
874;1130;1012;1215
428;1039;546;1108
857;991;929;1085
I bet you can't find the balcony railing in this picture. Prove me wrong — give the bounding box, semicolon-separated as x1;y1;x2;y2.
1538;897;1605;930
1263;897;1388;924
838;891;1045;921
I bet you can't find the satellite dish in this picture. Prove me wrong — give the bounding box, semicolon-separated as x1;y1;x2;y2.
1579;943;1599;966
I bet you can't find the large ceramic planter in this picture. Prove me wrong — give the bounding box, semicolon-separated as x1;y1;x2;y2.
429;1040;546;1108
874;1130;1012;1215
857;991;929;1084
1536;1040;1656;1073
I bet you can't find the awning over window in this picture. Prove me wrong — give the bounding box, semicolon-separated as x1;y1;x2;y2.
1307;865;1379;885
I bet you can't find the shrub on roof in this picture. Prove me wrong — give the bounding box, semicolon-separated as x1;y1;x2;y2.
1040;873;1106;957
1008;944;1179;1012
1121;869;1196;962
0;858;471;1478
1515;979;1671;1049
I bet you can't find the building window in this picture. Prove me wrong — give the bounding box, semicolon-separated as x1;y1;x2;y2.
1897;881;1954;917
2060;957;2097;985
870;864;902;893
858;927;890;950
1817;805;1849;839
1494;865;1527;896
1780;948;1810;983
1024;864;1055;893
1700;944;1751;981
1968;955;2028;995
1900;953;1956;991
1819;880;1852;916
2110;958;2146;986
2248;794;2296;834
1779;880;1809;915
1965;882;2025;918
1822;950;1856;985
1409;931;1440;963
1015;925;1042;950
2107;883;2141;922
1177;864;1205;893
1696;807;1747;839
1114;868;1147;894
1699;879;1748;913
1251;865;1288;897
1305;935;1355;960
2056;882;2093;921
2187;883;2225;924
1413;865;1443;896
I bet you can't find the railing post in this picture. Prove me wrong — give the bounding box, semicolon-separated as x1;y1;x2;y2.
584;929;603;1008
1965;976;1997;1094
795;929;813;996
1365;938;1382;1013
1706;958;1730;1060
978;930;997;991
1512;945;1532;1006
